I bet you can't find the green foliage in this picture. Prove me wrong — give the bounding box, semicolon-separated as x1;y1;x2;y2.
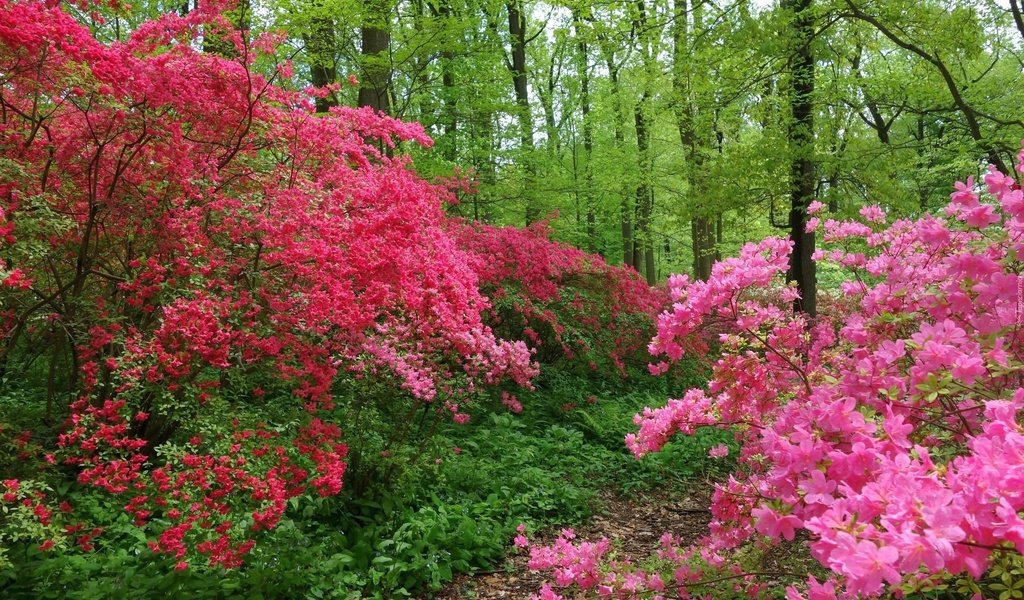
1;366;725;599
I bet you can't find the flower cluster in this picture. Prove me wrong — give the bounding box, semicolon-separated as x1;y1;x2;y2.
527;145;1024;597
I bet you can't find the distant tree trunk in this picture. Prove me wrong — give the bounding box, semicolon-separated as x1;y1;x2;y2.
506;0;538;224
672;0;716;281
913;117;932;211
433;0;457;162
691;217;714;280
600;46;631;266
784;0;816;316
358;0;392;114
633;0;656;284
573;10;597;252
471;107;497;222
633;99;653;280
305;10;338;114
538;45;562;157
408;0;434;122
715;213;722;261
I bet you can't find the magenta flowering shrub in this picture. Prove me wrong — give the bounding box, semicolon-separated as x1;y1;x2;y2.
0;0;537;568
522;149;1024;598
453;221;663;376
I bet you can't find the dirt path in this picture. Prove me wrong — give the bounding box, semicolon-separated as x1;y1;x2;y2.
435;483;713;599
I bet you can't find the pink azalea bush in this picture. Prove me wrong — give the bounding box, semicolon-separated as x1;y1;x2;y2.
522;148;1024;598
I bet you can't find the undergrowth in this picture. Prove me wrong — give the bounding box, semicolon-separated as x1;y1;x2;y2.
2;362;731;599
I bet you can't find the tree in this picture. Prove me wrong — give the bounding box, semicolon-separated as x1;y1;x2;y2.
783;0;817;316
572;9;597;251
672;0;718;281
358;0;393;113
843;0;1013;175
505;0;539;223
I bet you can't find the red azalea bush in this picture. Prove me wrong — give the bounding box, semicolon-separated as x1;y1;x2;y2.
0;0;534;567
522;151;1024;598
454;221;663;377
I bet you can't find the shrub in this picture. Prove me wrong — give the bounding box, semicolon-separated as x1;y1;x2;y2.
454;221;663;376
524;149;1024;598
0;0;534;569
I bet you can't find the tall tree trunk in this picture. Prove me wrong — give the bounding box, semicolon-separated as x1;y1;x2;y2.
506;0;537;224
573;10;597;252
690;217;714;280
305;10;338;114
433;0;457;162
472;107;497;222
358;0;392;114
715;213;722;261
672;0;716;280
600;45;631;266
539;45;562;157
633;0;656;284
634;100;655;283
784;0;817;316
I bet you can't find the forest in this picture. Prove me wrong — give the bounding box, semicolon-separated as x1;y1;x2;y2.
0;0;1022;597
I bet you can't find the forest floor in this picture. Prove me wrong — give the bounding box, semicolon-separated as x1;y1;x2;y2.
436;482;714;599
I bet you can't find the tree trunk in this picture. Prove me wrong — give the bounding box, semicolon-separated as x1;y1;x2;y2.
573;10;597;252
634;101;654;283
672;0;717;281
691;216;714;281
600;47;631;266
434;0;457;162
633;0;655;284
358;0;392;114
506;0;538;224
540;47;561;156
784;0;817;316
305;10;338;114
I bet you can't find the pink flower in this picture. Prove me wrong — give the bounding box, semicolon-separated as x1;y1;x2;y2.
799;470;836;505
950;176;977;207
962;204;1000;228
828;536;902;596
501;391;523;414
708;443;729;459
751;506;802;541
858;205;886;223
